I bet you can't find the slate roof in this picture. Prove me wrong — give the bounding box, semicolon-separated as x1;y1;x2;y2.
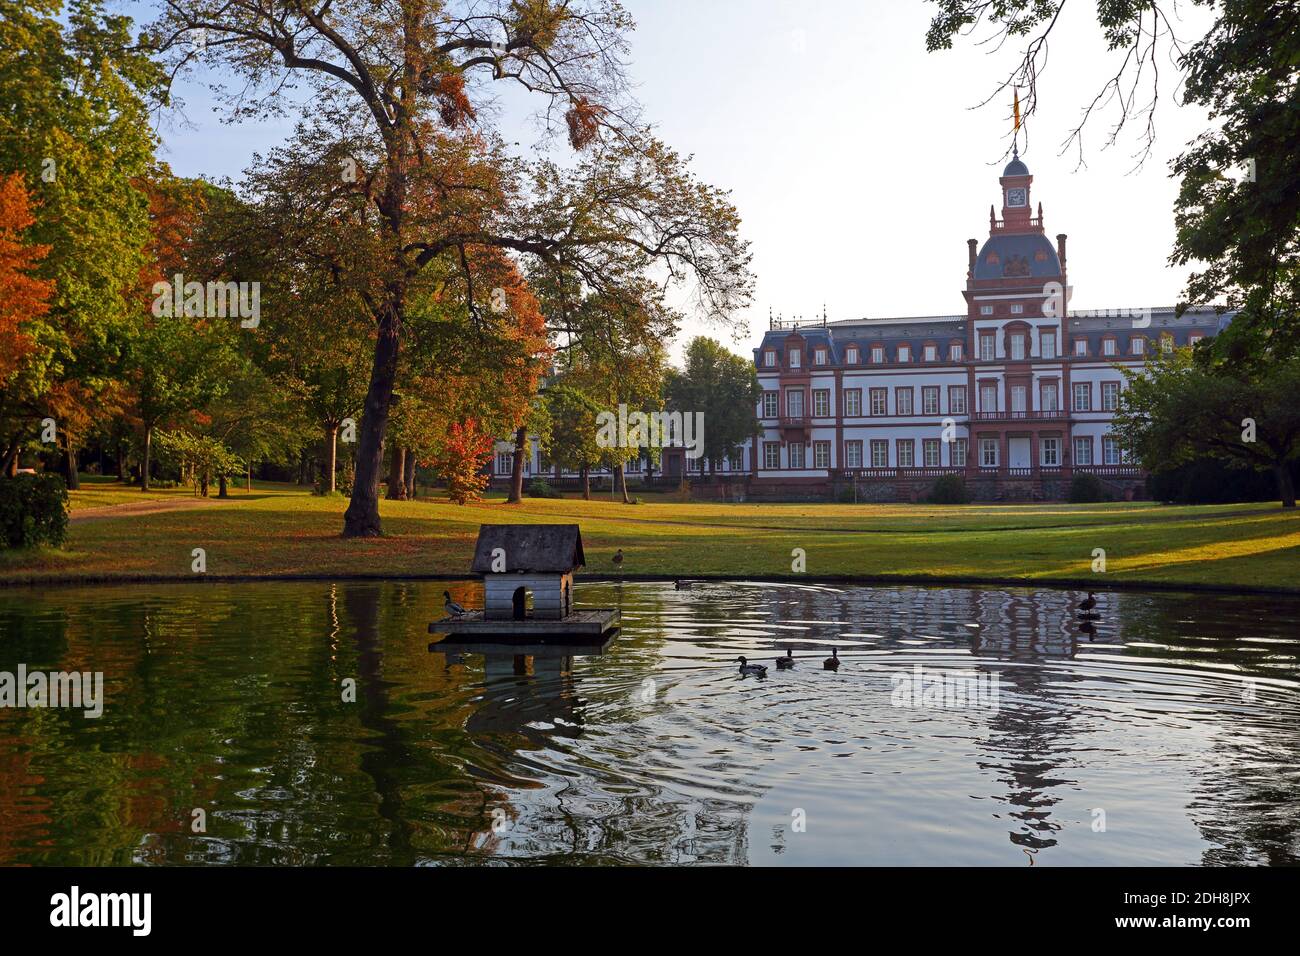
471;524;585;574
973;233;1062;280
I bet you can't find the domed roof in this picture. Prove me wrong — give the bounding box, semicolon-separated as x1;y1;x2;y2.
974;233;1060;280
1003;156;1029;176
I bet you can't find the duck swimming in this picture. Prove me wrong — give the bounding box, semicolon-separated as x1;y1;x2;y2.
674;579;691;590
775;647;795;669
443;591;467;617
823;647;840;671
735;656;768;677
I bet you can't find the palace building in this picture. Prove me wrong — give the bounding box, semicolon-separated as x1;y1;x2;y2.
494;155;1230;501
742;153;1230;502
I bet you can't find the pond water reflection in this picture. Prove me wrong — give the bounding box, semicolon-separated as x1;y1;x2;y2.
1;580;1297;865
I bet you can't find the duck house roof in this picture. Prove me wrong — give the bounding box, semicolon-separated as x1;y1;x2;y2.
470;524;586;574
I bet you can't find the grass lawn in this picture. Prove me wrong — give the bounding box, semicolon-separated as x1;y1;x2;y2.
2;479;1298;591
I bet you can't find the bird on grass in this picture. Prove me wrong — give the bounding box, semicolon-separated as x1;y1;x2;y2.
1079;591;1098;612
443;591;467;617
613;549;624;573
735;656;768;677
823;647;840;671
775;647;796;670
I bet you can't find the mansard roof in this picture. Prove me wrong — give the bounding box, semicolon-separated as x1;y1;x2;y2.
973;233;1061;280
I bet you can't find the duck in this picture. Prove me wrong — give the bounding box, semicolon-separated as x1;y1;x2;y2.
674;578;691;590
735;656;768;677
823;647;840;671
775;647;795;669
443;591;467;617
1079;591;1098;612
613;549;624;572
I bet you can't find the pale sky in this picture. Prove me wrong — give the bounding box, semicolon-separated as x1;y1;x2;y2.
143;0;1219;361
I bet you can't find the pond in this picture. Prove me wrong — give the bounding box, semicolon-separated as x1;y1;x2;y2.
1;580;1297;865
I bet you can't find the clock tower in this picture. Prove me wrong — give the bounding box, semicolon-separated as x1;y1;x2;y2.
999;145;1033;229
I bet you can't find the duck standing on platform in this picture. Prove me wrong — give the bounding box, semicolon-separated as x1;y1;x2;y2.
823;647;840;671
443;591;467;617
1080;591;1098;612
776;647;795;670
735;656;768;677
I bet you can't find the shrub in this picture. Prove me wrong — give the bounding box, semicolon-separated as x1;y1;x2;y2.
0;474;69;549
1068;472;1106;503
527;477;562;499
928;474;970;504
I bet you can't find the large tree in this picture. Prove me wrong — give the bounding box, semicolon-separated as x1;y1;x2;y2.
1111;348;1300;508
152;0;753;537
0;0;162;475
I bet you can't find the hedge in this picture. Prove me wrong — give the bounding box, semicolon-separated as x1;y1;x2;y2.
0;473;69;549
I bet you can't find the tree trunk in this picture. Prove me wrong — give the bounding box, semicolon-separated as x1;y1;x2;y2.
218;474;228;498
387;444;407;500
64;444;80;490
116;445;127;482
406;457;417;499
1277;463;1296;509
581;464;590;500
324;423;339;493
343;299;402;537
247;462;253;492
141;427;152;491
617;462;630;503
507;426;527;503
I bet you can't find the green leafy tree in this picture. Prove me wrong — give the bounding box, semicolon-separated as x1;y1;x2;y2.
541;381;604;499
1112;348;1300;508
665;337;761;476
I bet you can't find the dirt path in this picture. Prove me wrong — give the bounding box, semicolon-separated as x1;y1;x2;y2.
70;497;226;522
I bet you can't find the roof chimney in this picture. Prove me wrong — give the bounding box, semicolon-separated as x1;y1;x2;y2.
1056;233;1067;265
967;238;978;276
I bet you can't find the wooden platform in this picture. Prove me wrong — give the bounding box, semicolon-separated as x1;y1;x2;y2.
430;631;617;657
428;608;619;641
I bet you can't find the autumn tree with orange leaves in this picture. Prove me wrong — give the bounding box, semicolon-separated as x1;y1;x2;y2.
0;174;49;390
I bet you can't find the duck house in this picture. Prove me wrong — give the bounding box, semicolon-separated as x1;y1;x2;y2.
477;523;583;621
429;524;619;643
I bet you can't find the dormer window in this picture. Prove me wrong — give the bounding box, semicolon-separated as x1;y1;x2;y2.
788;347;801;368
949;343;963;361
764;350;776;367
1131;337;1145;356
846;346;859;363
1074;339;1088;356
924;344;937;362
814;348;827;366
871;346;884;364
897;345;911;363
1160;334;1174;353
1103;338;1117;356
